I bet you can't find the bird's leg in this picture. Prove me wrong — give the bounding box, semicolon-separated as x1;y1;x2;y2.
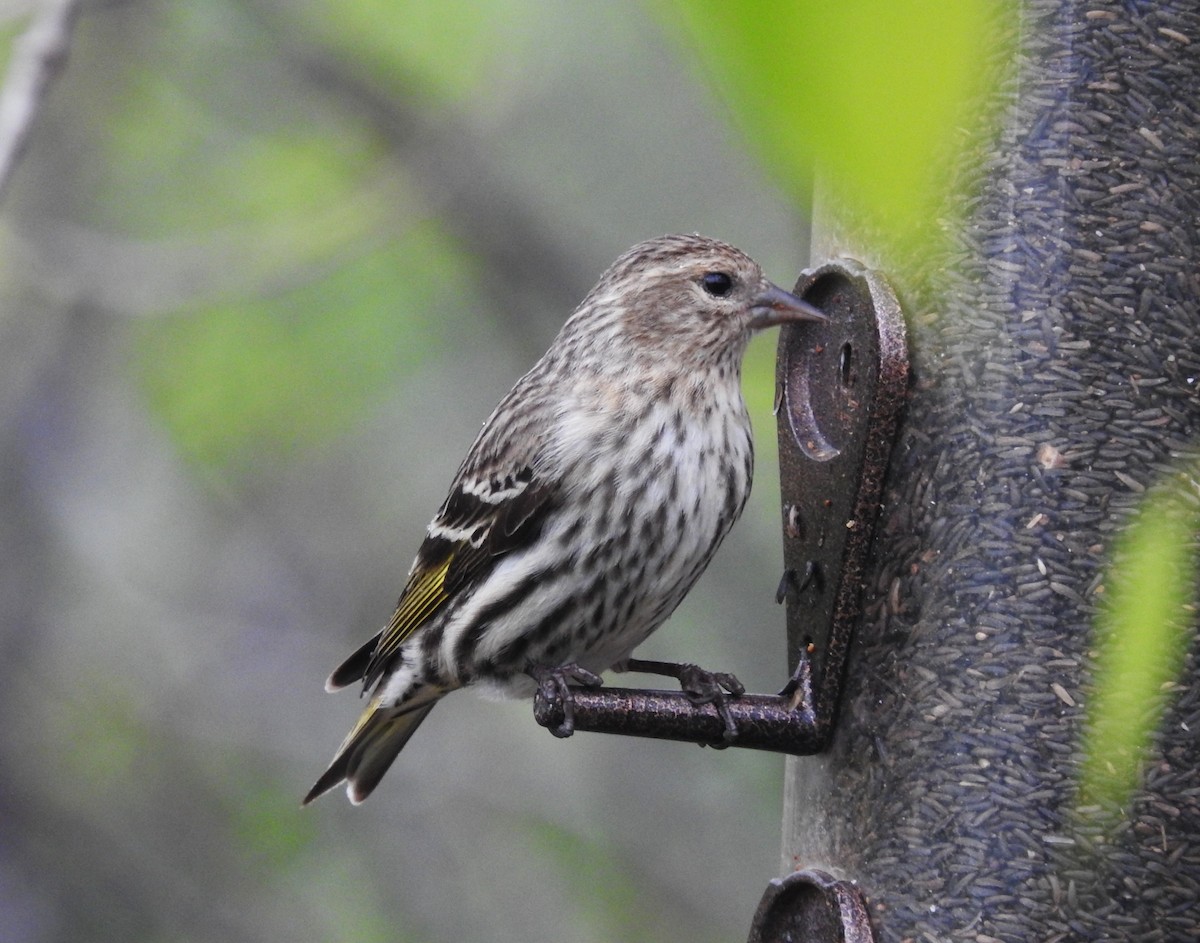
614;658;745;743
526;662;604;738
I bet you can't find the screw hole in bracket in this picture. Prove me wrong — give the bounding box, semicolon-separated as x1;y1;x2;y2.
839;342;854;386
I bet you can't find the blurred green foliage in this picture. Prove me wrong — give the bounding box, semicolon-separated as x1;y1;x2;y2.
523;817;707;943
1078;469;1200;814
136;228;461;469
99;2;484;471
292;0;531;102
0;15;21;76
657;0;1009;262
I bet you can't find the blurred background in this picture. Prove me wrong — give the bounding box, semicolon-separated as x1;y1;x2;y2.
0;2;812;941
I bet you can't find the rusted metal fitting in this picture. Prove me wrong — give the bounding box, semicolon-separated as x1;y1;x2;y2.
747;870;877;943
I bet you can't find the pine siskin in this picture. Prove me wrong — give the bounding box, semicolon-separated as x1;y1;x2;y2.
304;234;825;805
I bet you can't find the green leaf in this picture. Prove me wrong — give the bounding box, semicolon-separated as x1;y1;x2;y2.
655;0;1013;260
1078;468;1200;814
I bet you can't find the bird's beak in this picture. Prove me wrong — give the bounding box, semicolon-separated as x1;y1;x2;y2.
748;283;827;330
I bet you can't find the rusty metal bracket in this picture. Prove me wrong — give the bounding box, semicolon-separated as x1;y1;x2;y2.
532;260;908;754
747;870;878;943
774;260;909;746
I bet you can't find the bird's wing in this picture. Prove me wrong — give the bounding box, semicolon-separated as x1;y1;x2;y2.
330;462;558;694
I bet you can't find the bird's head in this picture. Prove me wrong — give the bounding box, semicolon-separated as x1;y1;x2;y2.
563;234;825;372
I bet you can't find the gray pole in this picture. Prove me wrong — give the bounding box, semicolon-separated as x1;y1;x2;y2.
783;3;1200;940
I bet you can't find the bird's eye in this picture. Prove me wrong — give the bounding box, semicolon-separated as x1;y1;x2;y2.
701;271;734;298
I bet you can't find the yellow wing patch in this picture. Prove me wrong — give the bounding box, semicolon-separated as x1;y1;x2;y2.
370;555;453;667
339;692;387;753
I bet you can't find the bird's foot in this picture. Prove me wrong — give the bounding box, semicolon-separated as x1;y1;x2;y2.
616;657;744;744
527;662;603;738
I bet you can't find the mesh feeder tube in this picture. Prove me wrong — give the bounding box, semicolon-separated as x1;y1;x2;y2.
779;5;1200;942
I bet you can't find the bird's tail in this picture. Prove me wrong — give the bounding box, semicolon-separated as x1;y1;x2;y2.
303;692;440;806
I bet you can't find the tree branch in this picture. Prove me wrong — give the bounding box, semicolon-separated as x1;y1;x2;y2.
0;0;83;203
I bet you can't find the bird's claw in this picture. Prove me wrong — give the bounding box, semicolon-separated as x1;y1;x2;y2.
528;662;603;738
617;658;743;745
675;663;744;745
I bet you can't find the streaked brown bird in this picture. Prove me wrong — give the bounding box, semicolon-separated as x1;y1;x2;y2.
305;234;825;805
